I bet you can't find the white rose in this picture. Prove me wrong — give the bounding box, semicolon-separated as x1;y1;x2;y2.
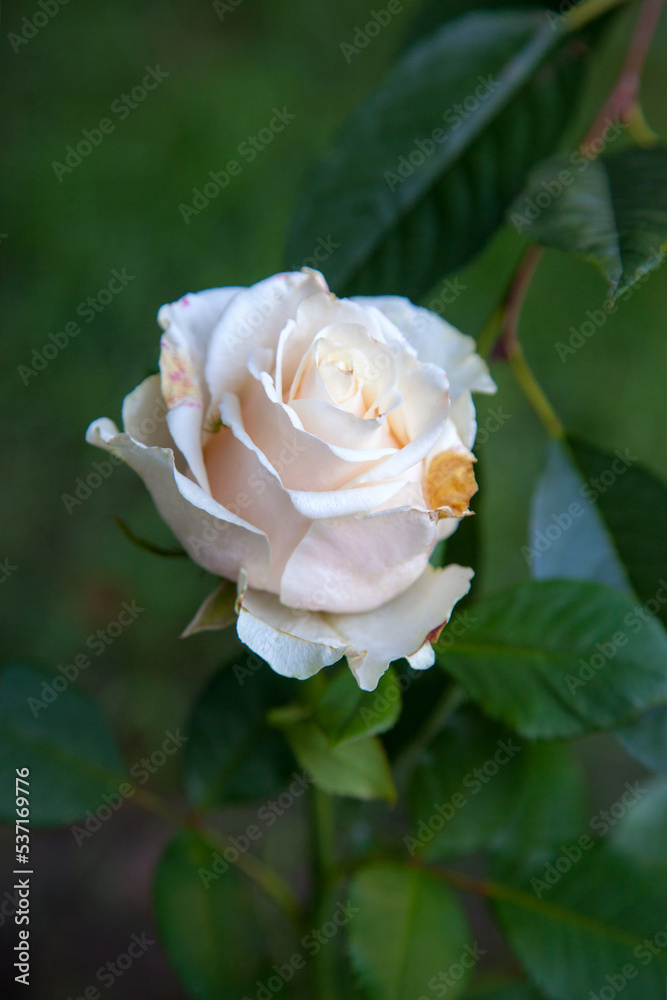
87;269;495;690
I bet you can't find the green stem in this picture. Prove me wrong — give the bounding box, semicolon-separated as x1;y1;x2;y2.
394;684;467;780
129;786;303;926
509;342;565;440
565;0;633;32
311;788;338;1000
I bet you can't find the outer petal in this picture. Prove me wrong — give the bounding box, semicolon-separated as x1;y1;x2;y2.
236;564;473;692
352;295;496;400
85;417;271;587
205;269;328;405
158;287;241;492
337;563;474;691
236;590;348;680
280;507;437;613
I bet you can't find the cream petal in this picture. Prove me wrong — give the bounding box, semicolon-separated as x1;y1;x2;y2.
205;269;328;405
280;506;438;613
336;563;474;691
121;375;172;450
236;589;348;680
236;563;473;691
353;296;496;399
85;418;271;588
158;287;241;493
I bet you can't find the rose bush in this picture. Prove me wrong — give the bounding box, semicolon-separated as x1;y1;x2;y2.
87;268;495;689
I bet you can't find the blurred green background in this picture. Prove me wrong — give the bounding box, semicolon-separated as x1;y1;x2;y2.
2;0;667;996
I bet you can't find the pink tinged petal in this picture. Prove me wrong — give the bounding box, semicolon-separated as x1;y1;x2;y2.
280;507;438;613
205;269;328;405
204;421;310;593
223;389;405;514
157;290;244;495
289;397;398;452
334;563;474;691
85;418;271;588
236;589;348;680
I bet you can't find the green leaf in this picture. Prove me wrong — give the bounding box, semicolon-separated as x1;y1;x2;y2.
315;665;402;746
185;662;298;809
410;706;584;860
348;862;471;1000
611;778;667;868
0;663;123;825
277;720;396;801
286;11;585;299
617;705;667;775
529;438;667;626
181;580;238;637
510;146;667;299
494;846;667;1000
437;580;667;738
464;983;545;1000
153;829;265;1000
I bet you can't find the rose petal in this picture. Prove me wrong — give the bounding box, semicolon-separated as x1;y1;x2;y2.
85;417;271;587
280;507;437;613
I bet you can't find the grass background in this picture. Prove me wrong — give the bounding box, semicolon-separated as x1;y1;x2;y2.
2;0;667;996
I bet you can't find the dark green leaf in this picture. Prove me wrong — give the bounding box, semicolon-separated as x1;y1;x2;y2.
348;862;471;1000
617;705;667;775
153;830;265;1000
495;846;667;1000
464;983;545;1000
529;438;667;626
410;706;584;859
315;664;402;746
510;146;667;299
185;662;298;809
0;663;122;825
277;720;396;801
612;778;667;868
286;11;585;299
437;580;667;738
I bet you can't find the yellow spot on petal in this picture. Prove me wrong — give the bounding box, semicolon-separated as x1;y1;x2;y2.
425;450;477;517
159;336;201;409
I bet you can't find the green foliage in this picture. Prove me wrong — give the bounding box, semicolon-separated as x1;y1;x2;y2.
185;661;298;808
286;10;584;299
511;147;667;298
495;845;667;1000
315;664;402;746
348;862;471;1000
0;663;122;825
154;830;267;1000
437;580;667;738
275;718;396;802
410;706;585;859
